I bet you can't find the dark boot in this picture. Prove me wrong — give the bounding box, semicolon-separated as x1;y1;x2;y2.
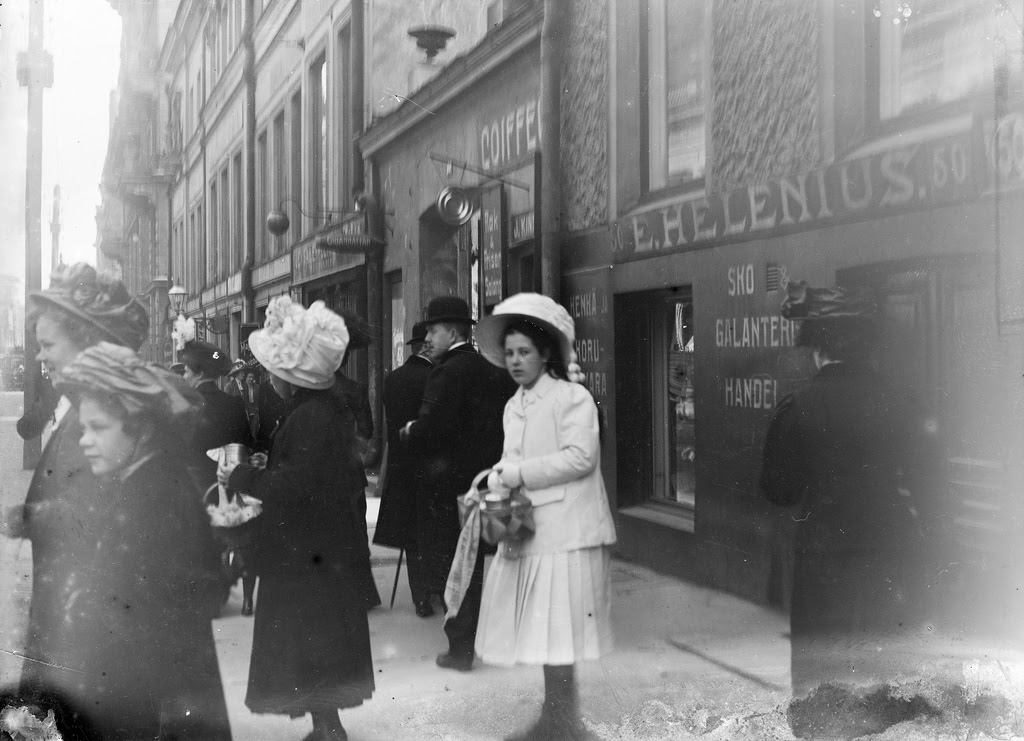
305;710;348;741
505;665;587;741
241;573;256;616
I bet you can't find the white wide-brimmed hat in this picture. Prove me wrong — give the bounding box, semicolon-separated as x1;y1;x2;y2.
249;297;349;390
477;293;576;369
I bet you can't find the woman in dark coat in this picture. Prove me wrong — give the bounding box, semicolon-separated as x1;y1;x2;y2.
173;321;253;486
0;264;149;708
221;297;374;741
53;342;230;740
760;281;942;699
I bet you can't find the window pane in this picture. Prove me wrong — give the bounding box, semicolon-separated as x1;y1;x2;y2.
389;276;404;369
881;0;1024;119
665;0;706;182
656;297;696;507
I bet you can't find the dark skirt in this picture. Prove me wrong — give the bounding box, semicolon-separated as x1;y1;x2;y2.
245;568;375;716
790;547;929;697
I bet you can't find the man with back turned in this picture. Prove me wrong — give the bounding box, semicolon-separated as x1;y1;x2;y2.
401;297;516;671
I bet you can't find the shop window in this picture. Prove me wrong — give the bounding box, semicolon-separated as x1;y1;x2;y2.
386;271;404;370
877;0;1024;121
646;0;708;191
508;244;535;295
615;288;697;528
653;294;696;508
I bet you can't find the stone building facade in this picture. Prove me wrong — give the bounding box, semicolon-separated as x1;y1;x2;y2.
362;0;1024;626
99;0;1024;622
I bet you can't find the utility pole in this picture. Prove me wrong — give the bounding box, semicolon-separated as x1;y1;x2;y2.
50;184;62;269
17;0;53;469
242;0;256;323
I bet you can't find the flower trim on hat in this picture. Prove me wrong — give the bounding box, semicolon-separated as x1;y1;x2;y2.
32;262;149;350
566;349;586;385
251;297;349;386
172;315;196;351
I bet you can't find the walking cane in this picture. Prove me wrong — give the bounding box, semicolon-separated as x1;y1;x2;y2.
389;548;404;609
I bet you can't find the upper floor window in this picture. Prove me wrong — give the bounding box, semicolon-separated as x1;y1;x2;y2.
647;0;708;191
878;0;1024;120
309;54;328;225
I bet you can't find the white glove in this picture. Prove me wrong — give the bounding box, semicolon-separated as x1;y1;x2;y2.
486;470;504;494
493;462;523;489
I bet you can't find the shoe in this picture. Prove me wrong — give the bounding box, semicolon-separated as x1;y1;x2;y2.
505;714;589;741
415;599;434;618
435;651;473;672
241;597;253;616
300;728;348;741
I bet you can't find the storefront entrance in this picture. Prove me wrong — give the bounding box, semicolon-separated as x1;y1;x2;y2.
614;287;697;530
839;254;1013;623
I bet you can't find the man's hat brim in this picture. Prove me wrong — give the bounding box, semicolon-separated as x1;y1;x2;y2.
423;314;476;326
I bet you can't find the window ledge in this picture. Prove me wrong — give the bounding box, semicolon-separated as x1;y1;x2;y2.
619;503;695;534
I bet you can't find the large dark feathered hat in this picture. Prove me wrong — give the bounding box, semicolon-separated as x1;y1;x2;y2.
781;280;878;320
28;263;149;350
781;280;880;348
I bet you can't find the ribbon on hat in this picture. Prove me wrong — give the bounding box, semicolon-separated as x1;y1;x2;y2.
55;342;201;419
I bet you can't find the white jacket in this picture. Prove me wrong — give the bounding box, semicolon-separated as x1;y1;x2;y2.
499;373;617;556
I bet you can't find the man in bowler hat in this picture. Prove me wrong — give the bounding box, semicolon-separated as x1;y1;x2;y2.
401;297;516;670
374;321;435;616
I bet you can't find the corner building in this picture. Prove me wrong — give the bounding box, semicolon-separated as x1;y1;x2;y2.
361;0;1024;629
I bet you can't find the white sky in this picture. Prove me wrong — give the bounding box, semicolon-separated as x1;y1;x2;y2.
0;0;121;293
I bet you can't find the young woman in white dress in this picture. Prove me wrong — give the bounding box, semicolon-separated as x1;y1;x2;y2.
475;293;617;741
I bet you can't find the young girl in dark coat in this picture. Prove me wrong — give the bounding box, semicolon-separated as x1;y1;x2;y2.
53;342;231;740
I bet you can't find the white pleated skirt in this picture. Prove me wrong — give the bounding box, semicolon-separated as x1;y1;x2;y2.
475;545;614;666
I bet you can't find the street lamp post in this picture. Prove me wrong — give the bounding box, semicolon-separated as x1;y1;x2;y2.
168;281;225;349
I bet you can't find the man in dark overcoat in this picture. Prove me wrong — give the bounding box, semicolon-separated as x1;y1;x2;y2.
331;314;382;610
374;321;434;616
401;297;516;671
